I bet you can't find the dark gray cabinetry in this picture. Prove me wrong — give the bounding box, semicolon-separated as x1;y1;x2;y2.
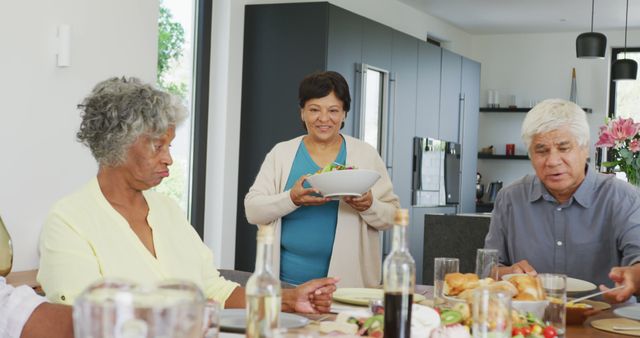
459;58;481;213
439;49;463;143
237;3;331;271
362;19;393;70
415;41;441;139
326;5;362;135
389;31;418;216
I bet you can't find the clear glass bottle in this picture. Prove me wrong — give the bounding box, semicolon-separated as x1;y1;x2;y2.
0;215;13;277
383;209;415;338
245;225;281;338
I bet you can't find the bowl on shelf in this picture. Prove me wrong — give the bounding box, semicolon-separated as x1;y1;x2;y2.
306;169;380;198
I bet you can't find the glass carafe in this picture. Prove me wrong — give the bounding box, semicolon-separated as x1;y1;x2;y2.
0;215;13;277
73;279;205;338
246;225;281;338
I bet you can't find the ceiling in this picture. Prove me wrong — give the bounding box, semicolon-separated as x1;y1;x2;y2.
398;0;640;35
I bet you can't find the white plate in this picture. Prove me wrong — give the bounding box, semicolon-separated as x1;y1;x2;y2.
614;304;640;321
306;169;380;197
332;288;426;306
219;309;309;333
324;192;362;198
501;274;597;293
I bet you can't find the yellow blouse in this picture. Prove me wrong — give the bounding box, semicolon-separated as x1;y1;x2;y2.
38;178;238;305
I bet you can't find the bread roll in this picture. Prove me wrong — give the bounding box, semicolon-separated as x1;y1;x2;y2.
508;275;545;301
444;273;479;296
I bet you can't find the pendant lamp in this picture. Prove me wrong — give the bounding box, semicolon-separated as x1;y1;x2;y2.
612;0;638;81
576;0;607;58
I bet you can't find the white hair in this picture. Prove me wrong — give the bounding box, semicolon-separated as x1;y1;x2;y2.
521;98;590;152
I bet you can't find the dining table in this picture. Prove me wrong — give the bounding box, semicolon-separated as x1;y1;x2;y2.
5;270;635;337
291;285;634;338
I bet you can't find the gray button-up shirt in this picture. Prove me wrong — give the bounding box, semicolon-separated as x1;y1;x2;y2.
485;166;640;287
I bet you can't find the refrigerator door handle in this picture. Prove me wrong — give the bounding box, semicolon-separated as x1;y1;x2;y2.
386;72;397;170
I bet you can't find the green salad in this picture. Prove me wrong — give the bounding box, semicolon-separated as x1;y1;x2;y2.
316;163;356;174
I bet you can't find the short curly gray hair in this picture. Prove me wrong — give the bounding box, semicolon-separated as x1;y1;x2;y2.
521;98;590;153
77;77;188;166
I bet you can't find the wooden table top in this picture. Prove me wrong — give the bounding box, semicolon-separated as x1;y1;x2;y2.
5;269;42;294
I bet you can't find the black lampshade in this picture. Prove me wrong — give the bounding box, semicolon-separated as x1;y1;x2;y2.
612;58;638;81
576;32;607;58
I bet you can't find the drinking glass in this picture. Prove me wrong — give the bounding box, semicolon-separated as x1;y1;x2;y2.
474;248;499;280
472;288;511;338
433;257;459;306
202;300;220;338
73;279;206;338
538;273;566;337
0;215;13;277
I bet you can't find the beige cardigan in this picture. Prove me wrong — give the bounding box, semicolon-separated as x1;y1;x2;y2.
244;135;400;287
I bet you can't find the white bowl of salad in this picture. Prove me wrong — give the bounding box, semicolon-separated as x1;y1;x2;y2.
306;164;381;198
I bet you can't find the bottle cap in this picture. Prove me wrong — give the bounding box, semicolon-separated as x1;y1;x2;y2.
394;208;409;226
257;225;275;242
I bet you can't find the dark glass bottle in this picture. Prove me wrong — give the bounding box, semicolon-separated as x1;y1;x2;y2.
383;209;415;338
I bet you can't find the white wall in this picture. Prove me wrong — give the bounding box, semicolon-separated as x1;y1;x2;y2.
1;0;158;271
471;29;639;187
205;0;473;268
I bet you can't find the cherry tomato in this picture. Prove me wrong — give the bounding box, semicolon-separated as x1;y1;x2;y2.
521;326;532;335
543;325;557;338
512;327;524;336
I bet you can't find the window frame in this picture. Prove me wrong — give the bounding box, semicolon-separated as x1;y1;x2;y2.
188;0;212;238
608;47;640;118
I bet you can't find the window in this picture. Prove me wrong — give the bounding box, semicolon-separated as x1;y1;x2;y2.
609;47;640;119
154;0;211;237
358;64;390;162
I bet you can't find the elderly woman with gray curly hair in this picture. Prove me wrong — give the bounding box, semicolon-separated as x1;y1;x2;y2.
37;77;337;312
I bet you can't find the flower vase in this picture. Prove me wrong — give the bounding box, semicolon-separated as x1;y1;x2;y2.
0;216;13;277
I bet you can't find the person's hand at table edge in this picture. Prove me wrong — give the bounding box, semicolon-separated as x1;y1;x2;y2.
601;263;640;303
496;259;537;279
282;277;340;313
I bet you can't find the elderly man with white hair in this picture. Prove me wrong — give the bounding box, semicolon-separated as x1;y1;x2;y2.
484;98;640;303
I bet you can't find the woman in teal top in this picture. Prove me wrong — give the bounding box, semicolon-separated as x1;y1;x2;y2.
245;71;400;287
280;139;346;285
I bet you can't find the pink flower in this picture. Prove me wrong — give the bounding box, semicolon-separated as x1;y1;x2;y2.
631;139;640;152
595;128;616;147
610;118;640;142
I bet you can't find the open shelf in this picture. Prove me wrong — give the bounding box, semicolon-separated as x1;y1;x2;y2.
480;107;592;114
478;153;529;160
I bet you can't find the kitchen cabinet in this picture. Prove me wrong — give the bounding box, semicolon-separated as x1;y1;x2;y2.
389;31;418;210
327;5;363;135
415;41;441;139
459;57;481;214
440;49;463;143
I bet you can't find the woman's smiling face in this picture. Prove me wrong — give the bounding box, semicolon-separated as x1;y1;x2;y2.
300;91;345;143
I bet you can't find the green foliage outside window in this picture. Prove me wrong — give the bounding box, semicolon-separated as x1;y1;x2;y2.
155;1;189;212
157;0;187;98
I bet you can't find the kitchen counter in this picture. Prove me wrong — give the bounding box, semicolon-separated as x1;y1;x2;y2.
423;214;491;284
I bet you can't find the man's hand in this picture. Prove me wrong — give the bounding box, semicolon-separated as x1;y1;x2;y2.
282;277;339;313
343;191;373;212
601;264;640;303
496;260;537;279
289;175;330;206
